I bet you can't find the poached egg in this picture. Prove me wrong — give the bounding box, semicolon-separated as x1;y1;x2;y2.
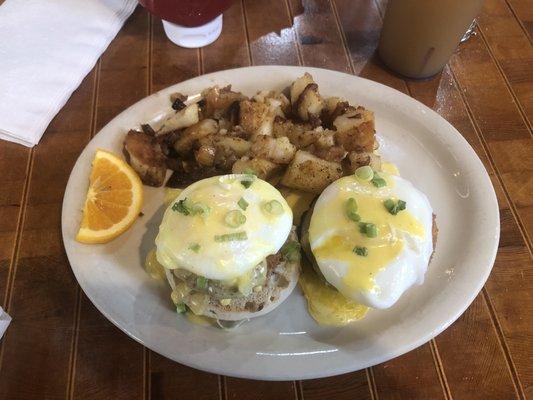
156;174;292;281
308;170;433;309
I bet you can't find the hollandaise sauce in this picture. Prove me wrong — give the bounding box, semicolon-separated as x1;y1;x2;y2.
299;261;368;326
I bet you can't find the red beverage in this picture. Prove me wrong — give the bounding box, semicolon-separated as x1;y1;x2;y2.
139;0;235;27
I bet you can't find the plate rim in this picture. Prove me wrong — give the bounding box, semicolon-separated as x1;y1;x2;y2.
62;65;500;380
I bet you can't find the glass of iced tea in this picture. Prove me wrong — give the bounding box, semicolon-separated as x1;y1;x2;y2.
378;0;484;79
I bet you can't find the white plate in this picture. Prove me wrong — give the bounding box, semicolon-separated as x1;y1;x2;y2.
62;66;499;380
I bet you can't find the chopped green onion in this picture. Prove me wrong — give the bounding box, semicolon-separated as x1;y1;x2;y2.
191;202;210;217
196;276;208;289
215;231;248;242
397;200;407;211
262;200;284;215
237;197;249;211
371;172;387;188
188;243;201;253
345;197;360;221
359;222;378;238
383;198;407;215
353;246;368;256
175;303;187;313
243;168;257;176
355;165;374;181
172;198;191;215
241;179;253;189
281;241;301;262
224;210;247;228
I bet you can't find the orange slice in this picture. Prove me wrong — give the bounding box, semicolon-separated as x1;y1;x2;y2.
76;149;143;244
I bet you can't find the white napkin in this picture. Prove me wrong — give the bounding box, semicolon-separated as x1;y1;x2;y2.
0;307;11;340
0;0;137;147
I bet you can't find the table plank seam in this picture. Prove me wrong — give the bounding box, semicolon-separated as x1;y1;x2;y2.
0;146;34;376
504;0;533;45
429;340;453;400
66;58;101;400
0;147;33;311
476;22;533;137
448;66;530;396
449;66;533;255
327;0;357;73
218;374;227;400
240;0;254;66
482;288;526;399
66;285;83;400
366;367;379;400
283;0;304;65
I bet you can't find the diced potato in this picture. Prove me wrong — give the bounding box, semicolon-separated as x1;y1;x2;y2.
123;130;167;187
281;150;343;194
294;83;324;121
333;107;375;152
272;118;316;148
239;100;275;138
157;103;199;135
250;135;296;164
290;73;315;105
173;119;218;156
344;151;381;173
202;85;245;118
312;145;348;163
232;157;283;180
215;136;251;158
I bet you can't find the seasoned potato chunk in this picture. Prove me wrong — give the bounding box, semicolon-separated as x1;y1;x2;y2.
250;135;296;164
201;85;246;118
281;150;343;194
290;73;315;104
294;83;325;121
123;130;167;187
173;119;218;156
232;157;283;180
157;103;199;135
333;106;375;152
344;151;382;173
239;100;275;138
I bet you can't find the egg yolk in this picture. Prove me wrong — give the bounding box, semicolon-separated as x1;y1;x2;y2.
310;174;425;293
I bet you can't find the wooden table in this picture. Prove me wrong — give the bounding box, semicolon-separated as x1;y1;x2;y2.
0;0;531;398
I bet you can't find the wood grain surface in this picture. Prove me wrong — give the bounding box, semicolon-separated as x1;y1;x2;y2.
0;0;531;399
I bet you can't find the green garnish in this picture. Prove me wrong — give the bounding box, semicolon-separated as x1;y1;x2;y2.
359;222;378;238
196;276;208;289
243;168;257;176
175;303;187;313
354;165;374;181
353;246;368;256
262;199;284;215
224;210;246;228
281;241;301;262
240;170;257;188
188;243;201;253
191;202;210;217
345;197;360;221
371;172;387;188
384;199;407;215
238;197;249;211
215;231;248;242
172;198;191;215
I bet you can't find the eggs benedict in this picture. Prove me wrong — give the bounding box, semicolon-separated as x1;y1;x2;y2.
300;166;436;325
156;174;300;322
